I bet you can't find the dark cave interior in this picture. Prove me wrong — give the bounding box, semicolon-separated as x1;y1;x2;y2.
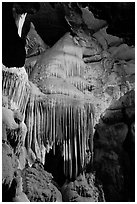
2;2;135;202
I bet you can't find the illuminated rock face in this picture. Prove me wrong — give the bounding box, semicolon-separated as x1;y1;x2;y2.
2;143;18;188
2;66;30;116
61;173;105;202
3;36;93;179
22;165;62;202
23;32;98;180
2;7;135;199
2;24;135;182
25;96;94;179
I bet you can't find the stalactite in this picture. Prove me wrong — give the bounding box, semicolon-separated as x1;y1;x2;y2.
2;67;30;117
2;68;94;181
2;32;95;181
65;106;69;177
53;105;56;154
24;92;94;180
75;112;79;178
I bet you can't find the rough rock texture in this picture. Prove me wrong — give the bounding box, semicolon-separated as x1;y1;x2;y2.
22;164;62;202
85;3;135;45
25;22;49;58
3;25;135;200
2;143;18;188
2;2;135;202
2;67;36;165
61;173;105;202
24;22;135;199
2;68;31;201
24;32;96;180
11;170;30;202
26;27;135;126
2;143;19;201
25;3;134;46
93;90;135;201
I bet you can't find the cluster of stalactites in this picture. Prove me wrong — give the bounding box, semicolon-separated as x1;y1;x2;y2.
2;66;95;180
2;67;30;116
25;95;94;180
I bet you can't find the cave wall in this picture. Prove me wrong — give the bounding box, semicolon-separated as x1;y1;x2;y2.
25;2;135;46
2;2;135;202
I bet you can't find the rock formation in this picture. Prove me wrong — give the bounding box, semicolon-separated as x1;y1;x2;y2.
22;164;62;202
93;90;135;201
2;2;135;202
61;173;105;202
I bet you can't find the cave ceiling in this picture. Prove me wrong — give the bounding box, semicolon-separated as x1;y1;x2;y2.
24;2;135;46
2;2;135;202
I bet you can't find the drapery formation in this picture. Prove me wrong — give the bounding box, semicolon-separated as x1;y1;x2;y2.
2;26;135;181
2;33;96;180
2;66;30;116
2;67;94;180
25;96;94;179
